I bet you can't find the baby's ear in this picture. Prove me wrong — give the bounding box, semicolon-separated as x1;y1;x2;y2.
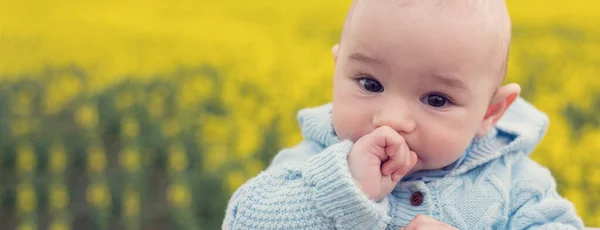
477;83;521;137
332;44;340;63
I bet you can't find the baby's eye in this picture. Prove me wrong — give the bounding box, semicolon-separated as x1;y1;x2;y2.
421;93;450;108
358;77;384;93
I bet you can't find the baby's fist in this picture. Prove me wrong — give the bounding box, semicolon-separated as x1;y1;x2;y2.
348;126;417;201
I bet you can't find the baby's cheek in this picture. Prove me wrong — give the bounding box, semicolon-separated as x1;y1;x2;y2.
339;105;376;137
332;108;369;142
421;128;471;168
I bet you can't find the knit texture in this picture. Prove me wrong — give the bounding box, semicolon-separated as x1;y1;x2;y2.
223;97;584;229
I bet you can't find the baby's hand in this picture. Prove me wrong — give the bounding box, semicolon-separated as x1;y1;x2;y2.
348;126;417;201
400;215;458;230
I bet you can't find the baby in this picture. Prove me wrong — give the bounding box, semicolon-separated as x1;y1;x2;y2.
223;0;584;229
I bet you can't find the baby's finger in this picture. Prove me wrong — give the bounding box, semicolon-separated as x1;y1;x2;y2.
363;126;405;162
382;148;417;179
404;214;440;230
404;214;458;230
380;143;407;176
391;151;417;181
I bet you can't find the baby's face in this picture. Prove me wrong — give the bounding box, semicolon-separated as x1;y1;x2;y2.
331;0;510;172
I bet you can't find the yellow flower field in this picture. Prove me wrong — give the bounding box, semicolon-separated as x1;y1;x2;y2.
0;0;599;229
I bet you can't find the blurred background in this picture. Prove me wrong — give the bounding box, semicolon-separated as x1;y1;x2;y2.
0;0;599;229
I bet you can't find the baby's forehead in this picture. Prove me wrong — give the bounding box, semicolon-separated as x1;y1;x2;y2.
357;0;506;11
343;0;511;84
351;0;511;25
345;0;512;47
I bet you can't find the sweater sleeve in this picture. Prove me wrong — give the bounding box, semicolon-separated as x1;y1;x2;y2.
222;140;392;229
507;157;584;230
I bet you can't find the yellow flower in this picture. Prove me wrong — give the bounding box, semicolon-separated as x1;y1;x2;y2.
121;116;140;138
167;184;191;208
17;143;36;173
148;92;165;119
132;87;146;105
563;187;587;216
123;189;140;217
119;147;141;173
220;78;241;109
562;164;582;185
168;144;188;173
17;183;36;214
244;159;264;177
116;92;134;112
203;144;227;172
280;123;303;149
75;104;99;129
593;208;600;228
590;169;600;197
11;118;31;137
49;221;69;230
227;170;246;193
177;76;214;110
17;223;36;230
44;76;82;115
49;142;67;173
200;115;230;145
86;183;110;208
87;146;106;173
178;79;200;109
579;130;600;165
234;119;260;159
162;119;181;138
49;184;69;210
194;76;214;100
44;91;62;115
11;90;32;116
256;107;275;128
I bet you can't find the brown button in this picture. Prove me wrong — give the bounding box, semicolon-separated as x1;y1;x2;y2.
410;191;424;206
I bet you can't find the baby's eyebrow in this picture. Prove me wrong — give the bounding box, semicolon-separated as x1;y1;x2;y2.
348;52;381;64
432;73;471;93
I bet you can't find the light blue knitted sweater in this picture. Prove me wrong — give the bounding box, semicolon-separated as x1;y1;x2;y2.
222;97;584;229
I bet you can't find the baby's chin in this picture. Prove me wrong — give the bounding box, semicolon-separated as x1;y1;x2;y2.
407;157;455;174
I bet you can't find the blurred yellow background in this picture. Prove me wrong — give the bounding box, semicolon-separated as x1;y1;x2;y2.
0;0;599;229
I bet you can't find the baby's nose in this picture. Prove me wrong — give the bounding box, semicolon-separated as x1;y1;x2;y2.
372;106;416;134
